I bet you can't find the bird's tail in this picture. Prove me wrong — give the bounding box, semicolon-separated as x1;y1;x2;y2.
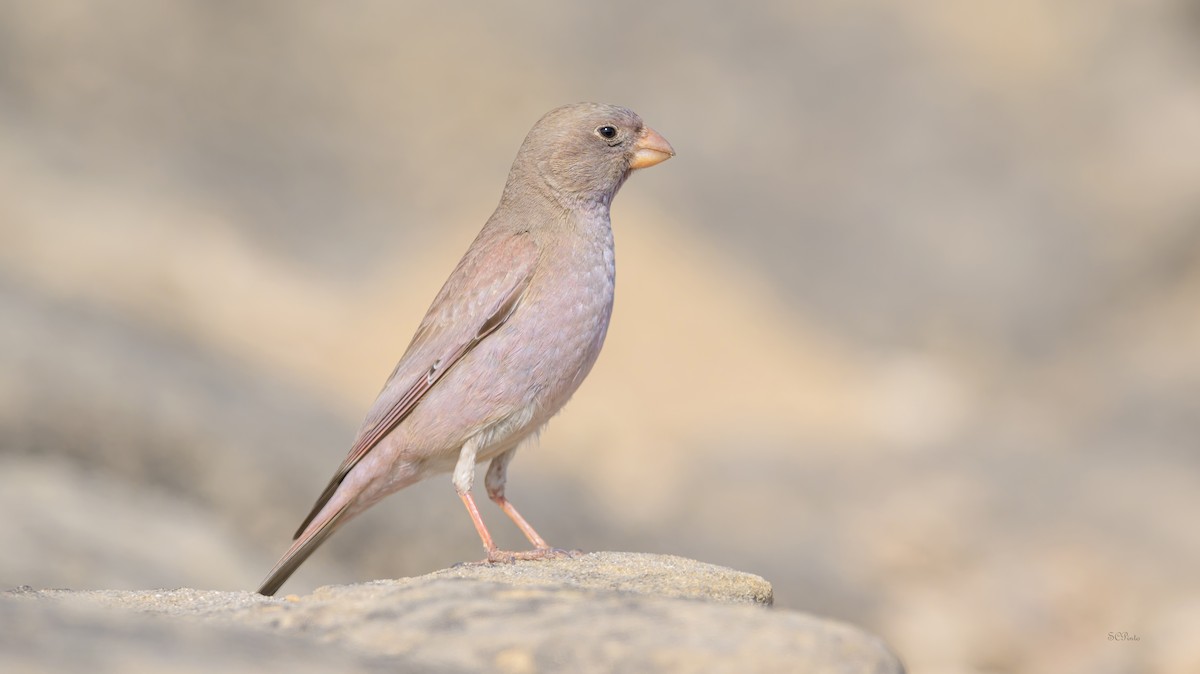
256;501;351;596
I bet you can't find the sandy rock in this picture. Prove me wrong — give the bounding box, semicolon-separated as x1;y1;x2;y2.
4;553;902;674
383;551;775;605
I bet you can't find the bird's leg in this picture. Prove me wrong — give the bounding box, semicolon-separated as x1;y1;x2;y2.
483;450;580;561
485;449;549;550
455;440;579;564
453;436;500;557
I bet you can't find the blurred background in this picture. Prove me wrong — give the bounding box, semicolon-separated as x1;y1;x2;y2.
1;1;1198;672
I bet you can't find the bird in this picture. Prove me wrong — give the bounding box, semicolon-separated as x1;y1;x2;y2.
256;103;674;596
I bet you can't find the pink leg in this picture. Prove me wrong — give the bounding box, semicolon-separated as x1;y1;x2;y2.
458;490;499;556
454;445;580;564
486;449;550;550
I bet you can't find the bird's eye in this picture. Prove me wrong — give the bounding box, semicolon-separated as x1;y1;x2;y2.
595;125;618;140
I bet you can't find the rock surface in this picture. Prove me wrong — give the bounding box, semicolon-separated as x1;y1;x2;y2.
2;553;902;674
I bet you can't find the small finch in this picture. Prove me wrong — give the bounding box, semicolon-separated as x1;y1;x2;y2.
257;103;674;596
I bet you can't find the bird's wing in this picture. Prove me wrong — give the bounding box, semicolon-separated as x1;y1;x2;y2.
292;229;538;538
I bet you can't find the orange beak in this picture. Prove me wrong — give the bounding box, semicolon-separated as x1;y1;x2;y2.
629;126;675;169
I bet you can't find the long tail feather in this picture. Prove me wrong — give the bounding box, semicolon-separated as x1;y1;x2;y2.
293;473;345;540
257;502;351;596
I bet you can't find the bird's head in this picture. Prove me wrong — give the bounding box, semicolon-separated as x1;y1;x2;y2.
508;102;674;207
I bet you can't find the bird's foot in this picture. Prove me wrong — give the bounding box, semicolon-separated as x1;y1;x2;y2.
484;547;584;564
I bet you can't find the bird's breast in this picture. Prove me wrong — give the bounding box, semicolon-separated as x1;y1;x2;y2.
501;220;615;404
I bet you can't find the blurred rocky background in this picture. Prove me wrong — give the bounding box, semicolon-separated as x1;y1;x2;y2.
1;1;1197;673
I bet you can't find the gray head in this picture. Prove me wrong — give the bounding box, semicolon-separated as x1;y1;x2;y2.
505;102;674;207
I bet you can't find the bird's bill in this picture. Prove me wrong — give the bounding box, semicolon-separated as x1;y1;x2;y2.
630;126;675;169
